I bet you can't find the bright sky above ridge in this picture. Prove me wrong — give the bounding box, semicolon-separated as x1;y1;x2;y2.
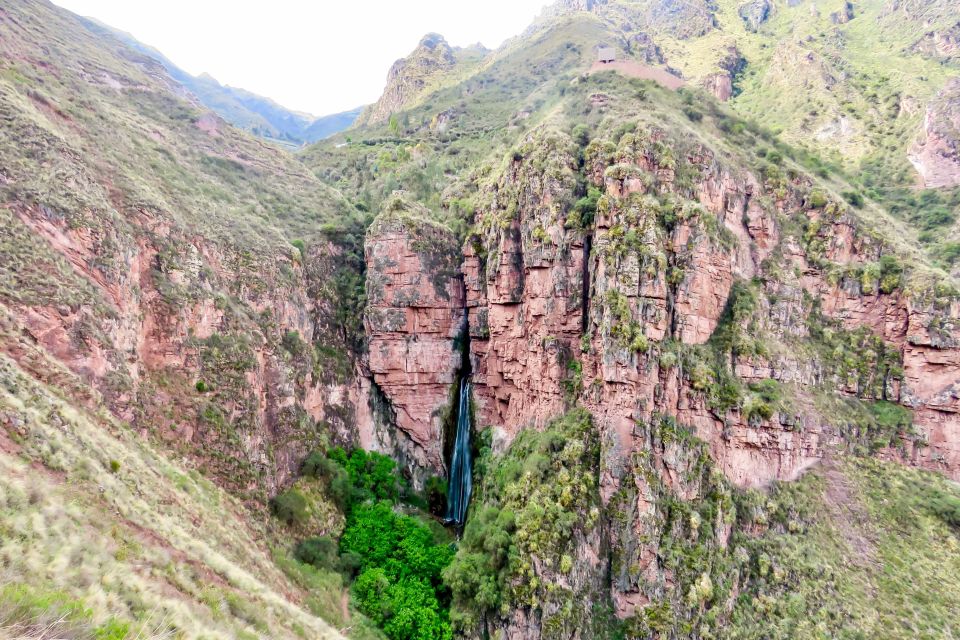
52;0;549;116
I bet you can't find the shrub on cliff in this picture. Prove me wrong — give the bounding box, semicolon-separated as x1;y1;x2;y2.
294;535;341;572
328;446;403;505
270;488;309;526
444;409;600;634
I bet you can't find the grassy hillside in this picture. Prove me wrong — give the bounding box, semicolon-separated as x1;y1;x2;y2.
0;312;345;639
728;456;960;639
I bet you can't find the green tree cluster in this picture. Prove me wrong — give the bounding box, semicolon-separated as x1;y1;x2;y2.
291;447;455;640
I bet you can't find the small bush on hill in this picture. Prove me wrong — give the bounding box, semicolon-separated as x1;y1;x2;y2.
270;488;309;526
930;491;960;528
294;536;341;573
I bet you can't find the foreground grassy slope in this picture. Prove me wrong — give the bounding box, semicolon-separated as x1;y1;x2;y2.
0;309;343;640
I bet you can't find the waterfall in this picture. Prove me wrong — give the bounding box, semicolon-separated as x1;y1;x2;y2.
445;378;472;526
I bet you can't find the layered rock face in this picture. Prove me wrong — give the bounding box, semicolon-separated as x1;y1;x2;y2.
8;199;357;496
362;194;465;484
446;123;960;635
910;78;960;188
356;33;457;127
461;124;960;491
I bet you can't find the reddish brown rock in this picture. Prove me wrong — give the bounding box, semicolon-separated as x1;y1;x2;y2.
362;193;465;483
910;78;960;188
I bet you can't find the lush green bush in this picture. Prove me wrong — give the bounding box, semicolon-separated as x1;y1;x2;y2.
342;502;455;640
329;447;403;505
571;123;590;147
867;400;912;430
281;330;306;357
807;189;828;209
294;447;456;639
568;185;602;229
290;238;306;257
842;190;864;208
878;255;903;294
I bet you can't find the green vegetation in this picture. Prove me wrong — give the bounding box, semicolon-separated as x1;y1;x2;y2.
344;503;455;640
727;457;960;639
445;409;601;637
270;488;310;526
0;584;130;640
283;447;455;640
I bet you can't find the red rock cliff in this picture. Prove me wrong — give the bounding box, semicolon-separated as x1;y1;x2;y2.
361;193;465;485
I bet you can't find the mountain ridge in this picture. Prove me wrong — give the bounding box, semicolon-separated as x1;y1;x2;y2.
77;15;362;145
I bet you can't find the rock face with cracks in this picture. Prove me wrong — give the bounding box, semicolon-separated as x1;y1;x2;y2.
362;193;465;485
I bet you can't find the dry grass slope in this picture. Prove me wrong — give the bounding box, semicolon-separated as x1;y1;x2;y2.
0;306;344;639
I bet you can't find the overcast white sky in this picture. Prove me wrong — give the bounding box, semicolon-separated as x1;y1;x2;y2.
52;0;549;116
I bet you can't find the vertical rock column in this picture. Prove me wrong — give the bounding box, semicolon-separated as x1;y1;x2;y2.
363;193;464;480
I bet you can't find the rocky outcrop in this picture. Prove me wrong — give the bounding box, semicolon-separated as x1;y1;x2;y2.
362;193;464;484
445;121;960;635
829;1;855;24
355;33;456;127
459;122;960;495
628;31;665;65
702;46;746;102
738;0;773;32
909;78;960;188
464;132;585;442
911;22;960;61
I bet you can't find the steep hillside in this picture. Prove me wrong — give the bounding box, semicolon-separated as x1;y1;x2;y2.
2;0;960;639
0;0;392;635
0;320;346;639
79;16;361;145
0;0;381;501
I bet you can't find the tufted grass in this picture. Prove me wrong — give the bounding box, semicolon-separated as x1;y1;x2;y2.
0;319;345;639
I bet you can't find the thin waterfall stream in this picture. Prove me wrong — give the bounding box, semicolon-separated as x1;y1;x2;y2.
445;377;472;526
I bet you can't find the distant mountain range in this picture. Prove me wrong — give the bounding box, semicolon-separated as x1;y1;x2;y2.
78;16;362;146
